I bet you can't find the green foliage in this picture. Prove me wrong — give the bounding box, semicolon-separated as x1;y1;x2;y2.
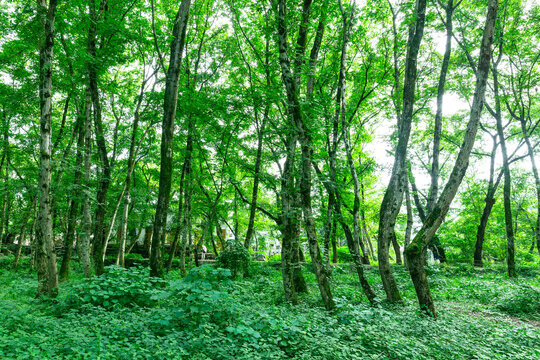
268;254;282;262
335;246;353;263
62;266;163;310
494;285;540;317
1;265;540;359
216;240;250;277
153;266;237;327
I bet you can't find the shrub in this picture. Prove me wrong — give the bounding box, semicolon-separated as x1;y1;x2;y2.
268;253;281;262
493;285;540;317
216;240;250;277
336;246;353;263
63;265;163;310
154;266;237;327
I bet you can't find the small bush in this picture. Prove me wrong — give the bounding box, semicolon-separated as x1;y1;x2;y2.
268;254;281;262
336;246;353;263
155;266;237;327
216;240;250;277
63;265;163;310
494;285;540;317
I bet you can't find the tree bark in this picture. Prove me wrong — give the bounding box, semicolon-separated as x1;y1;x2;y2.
427;0;456;213
13;196;37;269
405;0;498;316
491;63;516;277
166;162;186;272
377;0;427;303
280;135;298;305
474;135;500;267
404;179;413;269
87;0;112;276
244;116;267;251
78;90;93;278
150;0;192;278
337;1;376;303
515;113;540;256
36;0;59;297
59;112;84;281
180;119;194;277
276;0;334;310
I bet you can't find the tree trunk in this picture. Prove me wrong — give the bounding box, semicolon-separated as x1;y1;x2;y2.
166;162;186;272
87;0;112;276
517;117;540;256
280;135;298;305
427;0;456;213
59;112;84;281
13;196;37;269
332;215;338;263
360;182;374;261
474;135;500;267
116;81;149;266
0;117;8;253
291;190;308;292
276;0;334;310
404;179;413;269
150;0;192;278
377;0;427;303
244;118;266;250
180;120;194;277
78;90;93;278
391;231;402;265
36;0;59;297
492;63;516;277
405;0;498;316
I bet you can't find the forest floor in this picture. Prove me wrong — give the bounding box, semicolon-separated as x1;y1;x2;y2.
0;256;539;360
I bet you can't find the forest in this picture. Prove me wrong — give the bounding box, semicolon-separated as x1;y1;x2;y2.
0;0;539;358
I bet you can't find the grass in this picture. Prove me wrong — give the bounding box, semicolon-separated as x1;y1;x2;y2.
0;256;539;359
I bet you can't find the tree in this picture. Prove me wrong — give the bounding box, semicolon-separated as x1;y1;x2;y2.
405;0;499;316
35;0;59;297
377;0;427;303
150;0;192;278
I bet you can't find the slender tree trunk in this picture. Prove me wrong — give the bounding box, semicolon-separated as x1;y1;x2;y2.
180;120;194;277
0;119;8;252
36;0;59;297
492;64;516;277
244;118;266;250
360;182;374;261
13;197;37;269
78;90;93;278
404;179;413;269
59;113;84;281
405;0;498;316
323;193;333;268
332;215;338;263
427;0;455;213
150;0;192;278
88;0;112;276
276;0;334;310
377;0;427;303
391;231;402;265
116;87;148;266
474;136;499;267
518;118;540;256
166;162;186;272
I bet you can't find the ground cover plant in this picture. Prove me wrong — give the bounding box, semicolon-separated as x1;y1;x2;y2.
1;258;538;360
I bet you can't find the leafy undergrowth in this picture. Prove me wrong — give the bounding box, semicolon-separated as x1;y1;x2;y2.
0;258;539;359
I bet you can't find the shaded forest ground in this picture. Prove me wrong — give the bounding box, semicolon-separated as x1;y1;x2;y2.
0;256;539;360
